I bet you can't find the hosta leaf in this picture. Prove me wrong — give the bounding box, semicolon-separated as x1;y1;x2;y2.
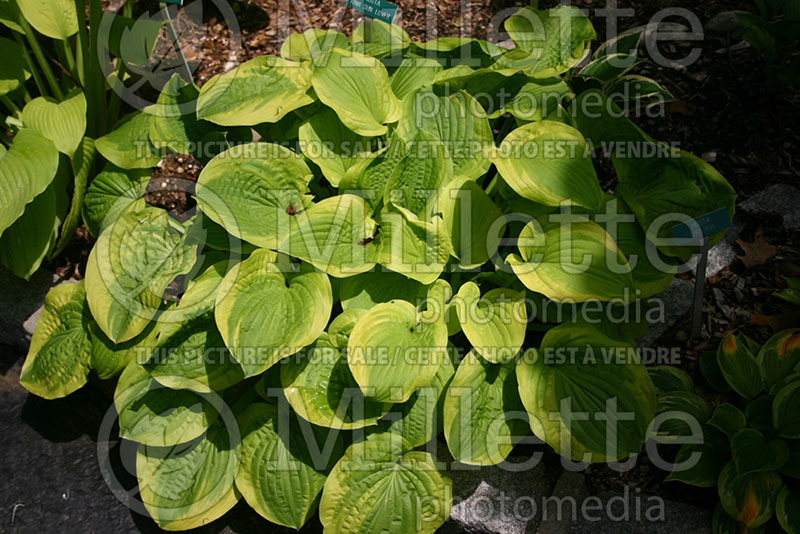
19;282;91;399
298;107;372;187
652;391;711;440
665;425;730;487
492;121;602;210
84;202;198;343
717;331;763;399
376;207;451;285
16;0;77;39
281;28;350;62
81;164;150;237
348;300;448;403
707;403;747;438
615;147;737;260
578;53;643;83
758;329;800;390
516;323;655;461
311;48;401;136
507;217;634;302
195;142;313;249
282;333;390;430
114;362;216;447
96;111;163;169
396;88;492;181
339;270;427;311
0;3;22;35
149;74;218;156
717;462;782;528
487;79;571;122
777;486;800;533
196;56;314;126
351;20;410;58
731;428;789;477
0;37;30;96
215;249;332;377
426;278;461;336
338;134;405;209
278;195;380;277
319;433;451;534
389;56;443;100
571;89;650;147
605;75;674;109
444;350;528;465
89;321;143;380
454;282;527;364
0;129;59;238
236;403;342;529
137;424;240;531
647;365;694;395
773;381;800;439
21;90;86;156
107;13;165;66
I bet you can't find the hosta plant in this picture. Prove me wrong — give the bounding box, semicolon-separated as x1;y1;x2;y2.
656;330;800;533
19;7;736;533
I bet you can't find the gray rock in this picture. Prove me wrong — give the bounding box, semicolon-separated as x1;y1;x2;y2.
0;267;63;351
536;471;590;534
639;278;694;347
739;183;800;231
442;460;559;534
683;218;745;278
566;490;712;534
705;11;747;35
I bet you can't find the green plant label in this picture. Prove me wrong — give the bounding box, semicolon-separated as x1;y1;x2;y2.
160;0;182;5
346;0;398;24
672;206;732;243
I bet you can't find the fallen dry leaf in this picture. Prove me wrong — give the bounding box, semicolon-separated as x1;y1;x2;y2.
737;228;778;268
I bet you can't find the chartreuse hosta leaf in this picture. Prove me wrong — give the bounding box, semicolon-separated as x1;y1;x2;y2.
96;111;165;169
19;282;92;399
426;279;461;336
114;362;216;447
298;107;372;187
215;249;332;377
319;433;451;534
488;79;572;123
389;57;443;100
236;403;342;529
21;90;86;157
351;19;410;59
16;0;77;39
281;28;350;62
377;348;455;449
717;461;782;528
89;321;146;380
278;195;380;277
376;206;451;285
85;202;198;343
338;133;406;209
282;332;390;430
339;271;427;312
498;5;595;77
454;282;527;364
311;48;402;136
758;329;800;390
516;323;655;462
717;331;763;400
195;142;313;249
137;423;240;531
149;74;219;156
492;121;602;211
82;164;150;237
348;300;448;403
0;129;59;238
197;55;314;126
615;147;737;260
396;87;492;181
444;350;529;465
506;216;634;302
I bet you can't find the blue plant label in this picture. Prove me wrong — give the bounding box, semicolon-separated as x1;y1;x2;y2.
672;207;732;243
346;0;398;24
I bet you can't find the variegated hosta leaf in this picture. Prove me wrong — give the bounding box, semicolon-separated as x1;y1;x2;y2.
298;107;373;187
338;270;427;311
20;282;92;399
498;6;596;77
384;130;454;218
348;300;448;403
282;333;390;430
114;362;217;447
491;120;602;211
389;57;443;100
310;48;401;136
280;28;350;62
236;403;343;529
196;55;314;126
96;111;163;169
89;321;152;380
758;329;800;390
137;423;240;531
717;331;763;400
396;88;493;181
84;202;198;343
21;90;86;156
319;433;451;534
149;74;219;156
0;129;59;238
717;461;781;528
444;350;528;465
278;195;380;277
81;164;150;237
516;323;655;462
376;207;451;285
350;19;410;58
215;249;332;377
507;216;634;302
194;142;313;249
488;79;572;122
431;176;503;269
454;282;527;364
16;0;77;39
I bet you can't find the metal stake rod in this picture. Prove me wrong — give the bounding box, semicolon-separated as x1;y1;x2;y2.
691;236;710;340
160;3;194;84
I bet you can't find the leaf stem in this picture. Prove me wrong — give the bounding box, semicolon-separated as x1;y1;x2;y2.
50;139;95;259
0;95;21;116
14;33;48;97
18;16;64;100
